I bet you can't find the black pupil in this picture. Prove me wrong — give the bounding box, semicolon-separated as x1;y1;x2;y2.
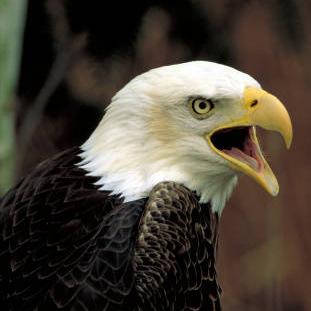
199;101;207;110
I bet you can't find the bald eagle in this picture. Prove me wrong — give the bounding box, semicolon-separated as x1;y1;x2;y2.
0;61;292;311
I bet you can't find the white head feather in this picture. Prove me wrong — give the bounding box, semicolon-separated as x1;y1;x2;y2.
79;61;261;214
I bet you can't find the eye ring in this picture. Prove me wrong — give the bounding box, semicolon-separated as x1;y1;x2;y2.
191;98;214;116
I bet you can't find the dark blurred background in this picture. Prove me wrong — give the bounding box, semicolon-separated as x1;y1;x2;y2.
0;0;310;310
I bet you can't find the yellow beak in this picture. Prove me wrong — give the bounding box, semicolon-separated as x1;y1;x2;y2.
207;87;293;196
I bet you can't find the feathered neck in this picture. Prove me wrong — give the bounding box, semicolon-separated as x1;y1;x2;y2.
78;62;243;214
78;104;238;215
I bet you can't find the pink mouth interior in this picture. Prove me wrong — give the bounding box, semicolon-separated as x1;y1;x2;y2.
211;126;263;172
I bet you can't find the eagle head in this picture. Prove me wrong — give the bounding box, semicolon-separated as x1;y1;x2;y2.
80;61;292;214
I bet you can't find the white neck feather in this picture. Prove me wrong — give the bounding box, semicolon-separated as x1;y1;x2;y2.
78;101;238;214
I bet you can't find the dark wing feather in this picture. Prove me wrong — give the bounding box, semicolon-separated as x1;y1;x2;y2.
0;148;222;311
0;148;145;311
134;182;221;311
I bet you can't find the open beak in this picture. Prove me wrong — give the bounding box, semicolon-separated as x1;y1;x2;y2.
206;87;292;196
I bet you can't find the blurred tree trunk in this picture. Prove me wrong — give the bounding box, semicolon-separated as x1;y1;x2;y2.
0;0;27;195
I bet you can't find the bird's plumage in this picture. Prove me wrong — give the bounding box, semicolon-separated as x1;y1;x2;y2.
134;182;220;311
0;148;220;311
0;148;142;310
0;61;292;311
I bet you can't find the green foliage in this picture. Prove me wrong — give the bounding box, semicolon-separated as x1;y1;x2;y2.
0;0;27;195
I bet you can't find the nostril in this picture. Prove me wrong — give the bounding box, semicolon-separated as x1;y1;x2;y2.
250;99;258;107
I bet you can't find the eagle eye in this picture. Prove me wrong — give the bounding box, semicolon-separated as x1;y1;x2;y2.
190;98;214;117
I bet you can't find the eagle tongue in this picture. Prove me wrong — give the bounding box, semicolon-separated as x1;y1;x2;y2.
223;147;259;171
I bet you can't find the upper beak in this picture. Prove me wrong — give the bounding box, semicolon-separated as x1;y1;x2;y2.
207;86;293;196
245;87;292;149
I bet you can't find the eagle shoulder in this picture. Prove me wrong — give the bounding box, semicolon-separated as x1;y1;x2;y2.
134;181;221;311
0;148;222;311
0;147;145;311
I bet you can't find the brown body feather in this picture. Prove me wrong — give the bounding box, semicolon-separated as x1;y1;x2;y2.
135;182;221;311
0;148;221;311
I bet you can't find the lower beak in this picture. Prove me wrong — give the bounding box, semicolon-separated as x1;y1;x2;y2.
206;87;292;196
